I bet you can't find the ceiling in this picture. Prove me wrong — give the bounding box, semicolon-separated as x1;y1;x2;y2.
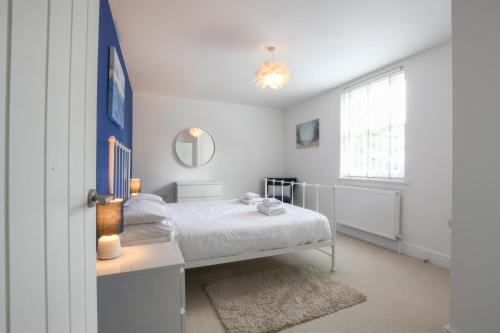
109;0;451;109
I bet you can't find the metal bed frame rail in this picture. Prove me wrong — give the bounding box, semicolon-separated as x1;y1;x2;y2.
265;177;336;272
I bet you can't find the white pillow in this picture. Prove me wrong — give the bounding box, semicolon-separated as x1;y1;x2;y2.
268;184;292;197
126;193;163;205
124;199;170;225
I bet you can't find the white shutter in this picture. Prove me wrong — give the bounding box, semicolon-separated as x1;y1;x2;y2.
340;70;406;180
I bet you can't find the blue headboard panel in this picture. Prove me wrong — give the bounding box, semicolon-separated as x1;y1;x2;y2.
96;0;133;195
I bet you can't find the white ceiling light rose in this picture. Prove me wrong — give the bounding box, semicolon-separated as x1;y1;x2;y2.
255;46;290;90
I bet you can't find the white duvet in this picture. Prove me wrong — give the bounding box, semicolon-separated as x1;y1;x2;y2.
166;199;332;262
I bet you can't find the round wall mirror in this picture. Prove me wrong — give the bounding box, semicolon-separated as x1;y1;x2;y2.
174;128;215;167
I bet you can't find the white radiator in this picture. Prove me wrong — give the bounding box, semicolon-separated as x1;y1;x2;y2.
335;185;401;240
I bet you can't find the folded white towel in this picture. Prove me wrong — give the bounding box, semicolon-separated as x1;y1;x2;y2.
243;192;260;200
263;198;282;207
257;203;286;216
239;196;263;205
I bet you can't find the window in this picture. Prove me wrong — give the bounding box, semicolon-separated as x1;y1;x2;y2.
340;70;406;180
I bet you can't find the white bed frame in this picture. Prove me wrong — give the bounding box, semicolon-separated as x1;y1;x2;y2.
108;138;336;271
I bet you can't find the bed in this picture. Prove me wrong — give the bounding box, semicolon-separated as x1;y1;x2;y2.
108;137;336;271
166;198;332;268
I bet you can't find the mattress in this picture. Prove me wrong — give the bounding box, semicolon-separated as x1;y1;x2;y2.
166;199;332;262
119;221;174;247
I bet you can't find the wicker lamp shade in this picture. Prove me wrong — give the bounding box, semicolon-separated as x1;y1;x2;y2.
130;178;142;195
96;198;123;238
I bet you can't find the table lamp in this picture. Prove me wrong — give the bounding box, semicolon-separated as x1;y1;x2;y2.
96;198;124;260
130;178;142;196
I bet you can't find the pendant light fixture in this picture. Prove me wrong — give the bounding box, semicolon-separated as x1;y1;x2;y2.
255;46;290;90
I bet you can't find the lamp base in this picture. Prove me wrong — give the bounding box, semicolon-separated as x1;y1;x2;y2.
97;235;122;260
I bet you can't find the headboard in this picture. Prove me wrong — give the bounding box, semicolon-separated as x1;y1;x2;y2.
108;136;132;200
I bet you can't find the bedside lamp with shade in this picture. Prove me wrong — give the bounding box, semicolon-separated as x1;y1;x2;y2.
96;198;123;260
130;178;141;196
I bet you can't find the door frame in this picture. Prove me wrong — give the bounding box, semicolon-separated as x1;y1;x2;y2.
0;0;10;332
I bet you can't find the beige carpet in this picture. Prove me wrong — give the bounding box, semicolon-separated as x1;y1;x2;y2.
186;233;449;333
204;266;367;333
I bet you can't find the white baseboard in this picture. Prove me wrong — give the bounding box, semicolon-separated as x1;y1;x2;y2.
402;242;450;268
337;225;450;268
443;324;459;333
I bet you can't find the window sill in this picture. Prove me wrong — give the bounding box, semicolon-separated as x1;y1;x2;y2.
337;177;409;185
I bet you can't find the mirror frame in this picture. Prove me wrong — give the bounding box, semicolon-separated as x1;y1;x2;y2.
173;127;216;168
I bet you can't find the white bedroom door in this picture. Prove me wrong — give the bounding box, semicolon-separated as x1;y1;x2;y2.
4;0;100;332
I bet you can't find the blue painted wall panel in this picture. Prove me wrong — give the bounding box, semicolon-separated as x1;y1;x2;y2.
96;0;133;194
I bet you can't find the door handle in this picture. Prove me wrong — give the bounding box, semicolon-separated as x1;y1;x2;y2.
87;189;114;207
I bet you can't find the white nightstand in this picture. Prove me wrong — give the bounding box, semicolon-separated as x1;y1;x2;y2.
97;242;186;333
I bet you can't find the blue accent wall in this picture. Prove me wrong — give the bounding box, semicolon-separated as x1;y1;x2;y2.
96;0;133;194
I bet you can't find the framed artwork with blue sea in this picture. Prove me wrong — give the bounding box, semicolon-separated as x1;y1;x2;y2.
107;47;125;129
296;119;320;148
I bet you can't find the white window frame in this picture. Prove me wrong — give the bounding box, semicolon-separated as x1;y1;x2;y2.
339;67;407;183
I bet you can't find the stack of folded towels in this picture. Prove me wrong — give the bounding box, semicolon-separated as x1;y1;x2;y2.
239;192;263;205
257;198;286;216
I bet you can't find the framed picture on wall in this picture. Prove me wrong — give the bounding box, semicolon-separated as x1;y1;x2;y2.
107;46;125;129
296;118;320;148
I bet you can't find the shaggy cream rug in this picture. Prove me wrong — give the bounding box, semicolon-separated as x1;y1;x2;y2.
204;267;367;333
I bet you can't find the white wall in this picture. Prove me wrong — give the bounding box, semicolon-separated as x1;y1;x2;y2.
284;42;452;267
448;1;500;332
133;94;285;202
